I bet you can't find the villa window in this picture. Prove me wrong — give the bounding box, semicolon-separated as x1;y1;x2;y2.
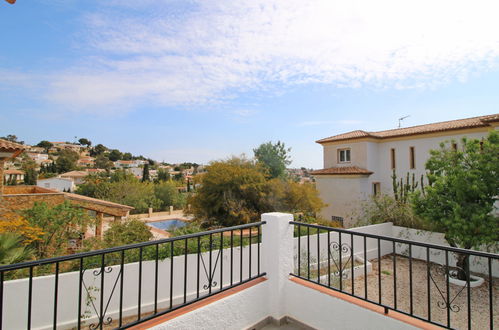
338;148;351;163
390;148;396;169
373;182;380;196
409;146;415;169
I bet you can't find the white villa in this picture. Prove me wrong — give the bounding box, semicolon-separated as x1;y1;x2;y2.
312;114;499;227
36;177;76;192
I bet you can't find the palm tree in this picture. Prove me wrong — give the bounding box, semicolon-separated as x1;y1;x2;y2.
0;233;32;265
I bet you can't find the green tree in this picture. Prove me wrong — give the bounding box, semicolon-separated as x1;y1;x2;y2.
0;233;33;265
23;201;92;259
95;154;113;170
21;154;38;185
108;149;122;162
142;163;150;182
156;169;170;182
98;175;160;213
78;138;92;148
90;144;107;156
269;179;325;216
103;218;152;247
36;140;53;153
188;157;271;227
122;152;133;160
55;149;79;173
253;141;291;179
413;131;499;279
154;181;186;210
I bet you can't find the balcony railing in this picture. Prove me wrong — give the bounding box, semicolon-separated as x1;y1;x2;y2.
290;221;498;330
0;221;265;329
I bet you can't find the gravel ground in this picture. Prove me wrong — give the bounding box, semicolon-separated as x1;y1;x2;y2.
330;255;498;330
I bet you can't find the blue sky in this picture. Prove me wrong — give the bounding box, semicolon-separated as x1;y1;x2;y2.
1;0;499;168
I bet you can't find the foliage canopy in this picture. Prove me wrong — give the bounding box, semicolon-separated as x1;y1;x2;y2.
412;131;499;251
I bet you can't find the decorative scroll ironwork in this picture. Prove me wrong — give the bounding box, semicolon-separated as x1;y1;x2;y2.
428;263;467;313
328;242;352;279
199;240;222;290
81;264;122;329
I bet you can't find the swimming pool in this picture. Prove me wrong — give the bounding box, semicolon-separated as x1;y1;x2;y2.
148;219;187;231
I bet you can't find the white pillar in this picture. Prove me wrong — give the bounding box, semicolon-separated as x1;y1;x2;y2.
261;212;294;320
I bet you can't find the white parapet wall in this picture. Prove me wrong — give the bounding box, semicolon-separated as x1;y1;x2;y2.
4;217;495;329
2;243;260;330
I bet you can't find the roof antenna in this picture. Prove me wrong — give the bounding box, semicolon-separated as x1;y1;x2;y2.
398;115;410;128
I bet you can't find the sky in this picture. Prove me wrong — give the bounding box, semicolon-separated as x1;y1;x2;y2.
1;0;499;168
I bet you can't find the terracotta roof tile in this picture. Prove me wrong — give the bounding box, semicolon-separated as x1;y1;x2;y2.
0;139;26;158
311;166;373;176
65;193;134;210
59;171;89;178
317;114;499;144
3;169;24;175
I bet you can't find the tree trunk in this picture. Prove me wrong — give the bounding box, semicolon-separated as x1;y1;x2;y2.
455;253;469;281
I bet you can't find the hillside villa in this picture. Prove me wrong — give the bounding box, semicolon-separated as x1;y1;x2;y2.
312;114;499;227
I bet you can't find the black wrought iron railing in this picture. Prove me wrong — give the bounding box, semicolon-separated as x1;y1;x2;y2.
290;221;498;330
0;221;266;330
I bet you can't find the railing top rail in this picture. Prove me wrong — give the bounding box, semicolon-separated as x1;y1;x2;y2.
290;221;499;259
0;221;266;272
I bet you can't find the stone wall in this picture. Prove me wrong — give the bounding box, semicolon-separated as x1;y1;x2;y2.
2;192;65;211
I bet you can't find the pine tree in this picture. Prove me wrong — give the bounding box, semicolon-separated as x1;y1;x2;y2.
142;164;150;182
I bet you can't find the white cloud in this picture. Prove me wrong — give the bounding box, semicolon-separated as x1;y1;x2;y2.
6;0;499;111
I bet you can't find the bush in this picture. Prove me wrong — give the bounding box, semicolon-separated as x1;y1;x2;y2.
103;218;153;247
355;194;430;230
154;181;186;210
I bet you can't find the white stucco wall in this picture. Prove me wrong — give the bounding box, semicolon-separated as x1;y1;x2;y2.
370;130;494;195
315;176;370;227
37;178;75;192
2;243;259;330
285;280;415;330
151;278;270;330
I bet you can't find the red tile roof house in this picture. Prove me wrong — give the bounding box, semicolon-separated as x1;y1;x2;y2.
3;169;25;184
311;114;499;227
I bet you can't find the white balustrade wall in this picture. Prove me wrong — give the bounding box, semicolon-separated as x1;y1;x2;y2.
2;220;497;329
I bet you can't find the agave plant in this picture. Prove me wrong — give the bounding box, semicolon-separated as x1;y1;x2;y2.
0;233;32;265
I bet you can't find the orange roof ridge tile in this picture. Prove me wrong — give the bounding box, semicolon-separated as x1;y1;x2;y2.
317;113;499;144
311;166;373;176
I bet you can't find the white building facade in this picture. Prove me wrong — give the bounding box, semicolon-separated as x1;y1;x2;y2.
312;114;499;227
37;177;76;192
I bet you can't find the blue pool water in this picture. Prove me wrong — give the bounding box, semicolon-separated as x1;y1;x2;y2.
148;219;187;231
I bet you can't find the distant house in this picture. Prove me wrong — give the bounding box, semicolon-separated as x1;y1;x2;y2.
3;169;24;184
26;146;45;153
37;177;75;192
27;152;49;165
59;170;89;185
50;142;82;153
312;114;499;227
86;168;106;174
77;157;95;167
128;167;143;178
114;160;146;169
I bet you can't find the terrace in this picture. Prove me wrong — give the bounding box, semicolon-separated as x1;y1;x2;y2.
0;213;497;329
